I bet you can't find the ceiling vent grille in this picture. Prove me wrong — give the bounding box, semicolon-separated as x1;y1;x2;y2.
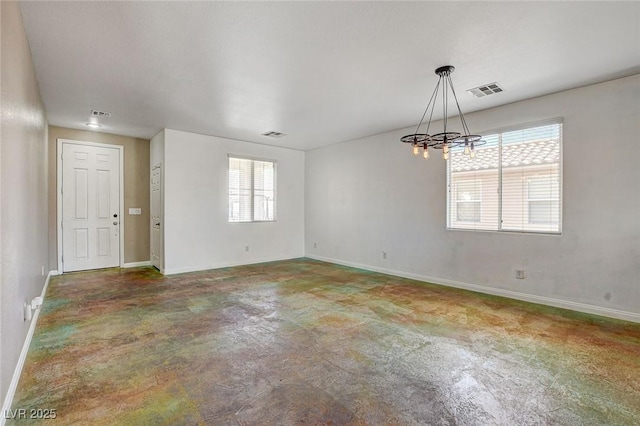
90;109;111;118
467;83;504;98
261;131;286;138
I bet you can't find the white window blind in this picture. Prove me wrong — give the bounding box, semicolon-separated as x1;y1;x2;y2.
527;176;560;225
228;156;276;222
456;180;482;223
447;121;562;233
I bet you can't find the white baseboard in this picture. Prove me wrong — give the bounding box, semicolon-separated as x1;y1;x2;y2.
306;255;640;324
122;261;152;268
1;271;54;425
162;255;301;276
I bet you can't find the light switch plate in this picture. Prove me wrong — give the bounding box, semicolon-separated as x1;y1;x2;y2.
129;208;142;215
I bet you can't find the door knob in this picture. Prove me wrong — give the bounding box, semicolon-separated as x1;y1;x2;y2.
113;221;118;225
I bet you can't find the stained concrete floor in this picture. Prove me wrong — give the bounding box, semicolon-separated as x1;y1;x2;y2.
10;259;640;425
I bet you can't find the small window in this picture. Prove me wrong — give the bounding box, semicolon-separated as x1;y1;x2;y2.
228;156;276;222
455;180;482;222
527;175;560;225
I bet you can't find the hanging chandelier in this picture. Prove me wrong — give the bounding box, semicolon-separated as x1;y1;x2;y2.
401;65;485;160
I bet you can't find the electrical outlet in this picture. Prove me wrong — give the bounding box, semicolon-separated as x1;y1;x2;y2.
516;269;526;279
129;207;142;215
382;251;387;259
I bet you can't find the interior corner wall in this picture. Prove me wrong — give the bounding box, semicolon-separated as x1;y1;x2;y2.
0;0;49;405
162;129;305;274
47;126;151;268
305;74;640;318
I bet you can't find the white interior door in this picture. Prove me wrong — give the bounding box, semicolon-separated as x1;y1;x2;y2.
151;164;162;270
62;143;120;272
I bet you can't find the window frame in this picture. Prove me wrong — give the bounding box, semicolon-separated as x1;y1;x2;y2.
228;155;277;223
446;118;563;235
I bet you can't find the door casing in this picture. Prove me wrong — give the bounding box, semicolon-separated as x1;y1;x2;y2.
56;138;124;272
150;163;162;271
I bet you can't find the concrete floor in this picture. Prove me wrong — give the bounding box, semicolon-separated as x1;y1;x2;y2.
10;259;640;425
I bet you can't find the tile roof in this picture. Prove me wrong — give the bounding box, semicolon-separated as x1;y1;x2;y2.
451;140;560;172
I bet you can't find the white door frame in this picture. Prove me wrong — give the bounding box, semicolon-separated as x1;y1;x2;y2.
57;138;125;272
150;162;163;272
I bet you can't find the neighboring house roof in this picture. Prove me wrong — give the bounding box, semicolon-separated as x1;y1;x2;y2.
451;140;560;172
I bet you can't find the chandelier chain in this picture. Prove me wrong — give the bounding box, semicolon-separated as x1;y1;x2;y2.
425;79;440;137
442;74;448;137
447;75;471;137
413;79;440;137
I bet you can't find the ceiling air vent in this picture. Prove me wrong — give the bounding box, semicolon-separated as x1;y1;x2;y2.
261;131;286;138
467;82;504;98
90;109;111;118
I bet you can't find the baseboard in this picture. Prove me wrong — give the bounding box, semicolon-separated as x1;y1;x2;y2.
162;255;302;275
306;255;640;324
1;271;54;425
122;261;152;268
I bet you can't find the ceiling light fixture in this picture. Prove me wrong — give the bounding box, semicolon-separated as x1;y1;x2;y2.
86;122;102;128
401;65;485;161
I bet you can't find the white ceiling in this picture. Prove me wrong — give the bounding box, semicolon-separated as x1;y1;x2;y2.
19;1;640;150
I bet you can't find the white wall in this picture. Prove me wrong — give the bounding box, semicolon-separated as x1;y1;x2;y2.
163;129;304;274
305;74;640;320
0;0;49;405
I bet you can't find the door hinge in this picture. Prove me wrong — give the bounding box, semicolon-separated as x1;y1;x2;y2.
61;153;63;160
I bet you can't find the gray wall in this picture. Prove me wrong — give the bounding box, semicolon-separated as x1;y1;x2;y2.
305;74;640;318
1;1;49;404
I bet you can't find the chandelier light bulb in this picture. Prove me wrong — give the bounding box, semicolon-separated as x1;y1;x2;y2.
423;147;429;159
470;150;476;159
443;145;449;154
443;151;449;160
412;143;419;156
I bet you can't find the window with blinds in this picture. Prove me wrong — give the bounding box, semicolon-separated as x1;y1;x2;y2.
228;156;276;222
447;121;562;233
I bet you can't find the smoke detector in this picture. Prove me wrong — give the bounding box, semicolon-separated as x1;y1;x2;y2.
261;131;286;138
90;109;111;118
467;83;504;98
